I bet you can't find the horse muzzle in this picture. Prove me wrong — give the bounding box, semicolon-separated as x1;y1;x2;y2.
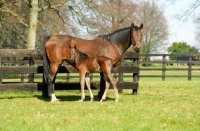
134;47;140;52
70;59;74;62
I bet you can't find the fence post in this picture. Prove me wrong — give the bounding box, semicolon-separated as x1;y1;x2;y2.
28;57;34;83
42;61;49;98
188;56;192;81
66;73;70;82
21;74;25;82
0;57;2;84
90;73;93;81
132;52;139;95
118;55;124;93
162;55;166;81
21;58;25;82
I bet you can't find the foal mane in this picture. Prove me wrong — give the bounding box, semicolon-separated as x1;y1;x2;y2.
76;48;89;59
98;27;131;45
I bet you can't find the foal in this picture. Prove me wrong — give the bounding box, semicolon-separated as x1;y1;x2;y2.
69;44;118;102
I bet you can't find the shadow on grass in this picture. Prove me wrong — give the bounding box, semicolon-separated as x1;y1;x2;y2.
0;91;114;102
36;95;115;102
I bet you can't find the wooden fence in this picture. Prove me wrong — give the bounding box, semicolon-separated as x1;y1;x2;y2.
0;49;139;94
140;54;200;81
0;49;200;93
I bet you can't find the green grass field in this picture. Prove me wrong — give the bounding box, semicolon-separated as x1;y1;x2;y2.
0;65;200;130
0;78;200;131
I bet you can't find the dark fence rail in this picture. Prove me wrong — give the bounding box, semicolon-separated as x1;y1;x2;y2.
0;49;200;92
140;54;200;81
0;49;139;93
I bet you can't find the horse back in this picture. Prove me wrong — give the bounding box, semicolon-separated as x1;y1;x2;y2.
45;35;122;67
45;35;72;60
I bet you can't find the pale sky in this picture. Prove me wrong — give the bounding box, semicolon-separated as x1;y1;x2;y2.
160;0;200;46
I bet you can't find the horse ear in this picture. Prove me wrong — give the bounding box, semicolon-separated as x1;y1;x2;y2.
139;23;143;30
131;23;135;29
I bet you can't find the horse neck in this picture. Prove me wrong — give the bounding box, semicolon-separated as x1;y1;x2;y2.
122;38;132;53
107;27;132;54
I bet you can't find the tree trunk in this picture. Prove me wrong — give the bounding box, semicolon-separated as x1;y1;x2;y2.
27;0;38;49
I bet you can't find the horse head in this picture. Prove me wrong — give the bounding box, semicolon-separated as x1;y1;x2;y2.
131;23;143;52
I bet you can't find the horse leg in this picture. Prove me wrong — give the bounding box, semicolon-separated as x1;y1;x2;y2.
104;73;118;102
85;74;94;101
79;72;86;102
98;72;106;100
100;81;110;102
48;64;60;102
110;76;118;102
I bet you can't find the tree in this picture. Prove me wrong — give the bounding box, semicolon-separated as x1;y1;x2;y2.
0;0;29;48
167;41;199;60
135;0;168;63
176;0;200;49
0;0;169;51
0;0;69;49
27;0;38;49
167;0;200;48
63;0;138;38
2;0;132;48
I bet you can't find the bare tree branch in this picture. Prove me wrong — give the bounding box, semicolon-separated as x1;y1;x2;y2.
173;0;200;22
1;7;28;27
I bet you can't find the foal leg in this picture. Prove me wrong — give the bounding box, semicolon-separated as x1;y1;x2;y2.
100;81;110;102
79;72;86;102
108;75;118;102
85;74;94;101
105;73;118;102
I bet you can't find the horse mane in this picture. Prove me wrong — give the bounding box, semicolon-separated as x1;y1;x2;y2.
98;27;131;44
98;25;141;45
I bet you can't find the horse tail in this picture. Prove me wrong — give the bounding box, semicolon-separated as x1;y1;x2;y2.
43;36;51;83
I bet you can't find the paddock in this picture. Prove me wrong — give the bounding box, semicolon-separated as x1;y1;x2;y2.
0;49;200;94
0;49;140;95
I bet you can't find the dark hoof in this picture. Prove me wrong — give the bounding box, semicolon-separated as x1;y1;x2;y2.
102;99;107;102
132;89;137;95
132;92;137;95
100;99;107;102
97;91;103;100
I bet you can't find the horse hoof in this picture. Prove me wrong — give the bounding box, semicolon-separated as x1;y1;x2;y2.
50;94;60;102
115;99;118;102
90;98;94;102
50;98;60;102
97;91;103;100
100;99;106;102
79;99;84;102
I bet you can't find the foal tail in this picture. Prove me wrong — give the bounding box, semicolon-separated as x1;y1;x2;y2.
43;36;51;83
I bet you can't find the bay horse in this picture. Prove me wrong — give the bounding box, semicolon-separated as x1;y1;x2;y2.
43;23;143;102
69;43;118;102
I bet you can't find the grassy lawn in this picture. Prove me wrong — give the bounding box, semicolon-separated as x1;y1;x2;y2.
0;79;200;131
0;65;200;130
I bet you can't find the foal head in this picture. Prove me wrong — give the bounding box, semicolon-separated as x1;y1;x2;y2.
69;44;76;62
130;23;143;52
69;44;89;63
